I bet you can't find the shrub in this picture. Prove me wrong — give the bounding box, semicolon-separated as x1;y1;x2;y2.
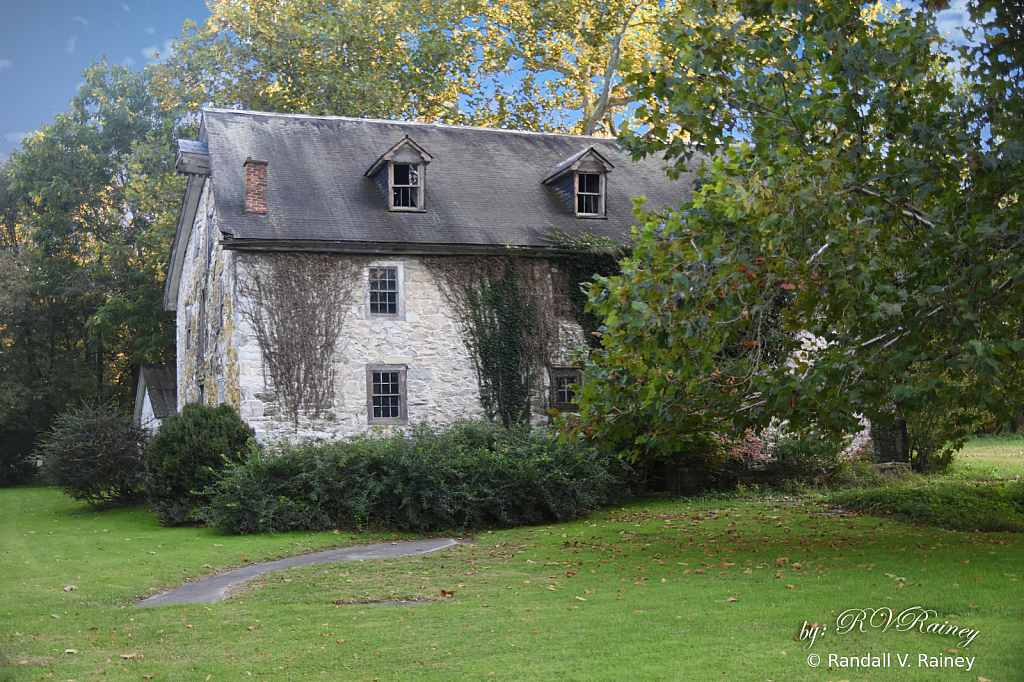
828;480;1024;532
146;402;253;526
200;421;621;534
768;433;844;482
36;403;148;507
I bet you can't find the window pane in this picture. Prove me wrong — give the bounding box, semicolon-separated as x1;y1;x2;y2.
578;193;599;214
372;371;401;419
393;164;411;185
579;173;600;193
369;267;398;314
393;186;418;208
556;377;576;404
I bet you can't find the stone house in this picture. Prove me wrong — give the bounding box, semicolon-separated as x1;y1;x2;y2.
164;109;696;441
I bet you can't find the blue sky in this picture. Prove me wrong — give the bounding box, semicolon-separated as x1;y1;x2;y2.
0;0;210;159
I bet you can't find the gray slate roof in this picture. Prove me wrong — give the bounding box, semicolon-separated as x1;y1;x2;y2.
200;109;698;249
139;364;177;420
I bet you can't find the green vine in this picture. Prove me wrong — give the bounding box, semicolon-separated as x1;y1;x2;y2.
465;264;544;426
425;257;549;427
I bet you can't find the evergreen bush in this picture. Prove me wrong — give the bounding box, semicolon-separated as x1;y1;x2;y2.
146;402;254;526
36;403;147;507
200;421;620;534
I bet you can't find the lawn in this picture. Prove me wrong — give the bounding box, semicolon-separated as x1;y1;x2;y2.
3;480;1022;682
953;434;1024;480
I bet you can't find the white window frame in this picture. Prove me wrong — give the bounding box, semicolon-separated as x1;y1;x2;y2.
364;261;405;320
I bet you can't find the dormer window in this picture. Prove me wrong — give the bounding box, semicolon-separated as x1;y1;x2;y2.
392;163;420;209
365;136;433;212
542;147;614;218
577;172;603;215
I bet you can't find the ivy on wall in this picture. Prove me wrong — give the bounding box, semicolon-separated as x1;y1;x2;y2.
426;256;550;427
237;253;360;425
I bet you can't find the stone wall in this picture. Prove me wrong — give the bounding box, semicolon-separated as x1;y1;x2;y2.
176;200;587;441
175;180;240;417
230;255;486;440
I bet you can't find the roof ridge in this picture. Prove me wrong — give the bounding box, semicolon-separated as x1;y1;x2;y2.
201;108;620;143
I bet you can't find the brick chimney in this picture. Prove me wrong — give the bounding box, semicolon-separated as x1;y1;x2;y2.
243;157;268;214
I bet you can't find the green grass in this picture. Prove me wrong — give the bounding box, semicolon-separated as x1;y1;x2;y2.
953;434;1024;480
3;485;1023;681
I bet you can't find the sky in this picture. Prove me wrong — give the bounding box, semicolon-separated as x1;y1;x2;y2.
0;0;211;159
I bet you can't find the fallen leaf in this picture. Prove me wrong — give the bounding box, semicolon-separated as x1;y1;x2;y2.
725;597;738;602
247;626;257;631
63;585;77;591
143;675;159;679
64;649;77;654
774;573;783;579
785;584;795;589
121;653;139;659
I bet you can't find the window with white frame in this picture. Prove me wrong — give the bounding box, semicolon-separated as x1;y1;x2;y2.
365;262;404;318
366;365;408;425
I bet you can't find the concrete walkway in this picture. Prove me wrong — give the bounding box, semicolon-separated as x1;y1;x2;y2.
135;537;458;607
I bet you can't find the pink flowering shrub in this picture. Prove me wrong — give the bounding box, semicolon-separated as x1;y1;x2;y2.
716;431;773;463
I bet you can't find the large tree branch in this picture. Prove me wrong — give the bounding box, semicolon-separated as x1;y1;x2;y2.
582;0;642;135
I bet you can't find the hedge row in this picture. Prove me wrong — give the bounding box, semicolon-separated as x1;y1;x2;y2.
199;421;622;534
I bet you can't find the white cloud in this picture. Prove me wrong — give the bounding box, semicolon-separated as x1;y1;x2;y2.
144;26;154;35
122;57;135;67
73;15;88;26
142;38;175;62
4;132;29;145
0;59;12;71
121;2;131;11
935;0;973;43
66;36;77;54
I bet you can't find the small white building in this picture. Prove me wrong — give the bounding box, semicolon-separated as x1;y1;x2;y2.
163;109;698;441
133;364;178;433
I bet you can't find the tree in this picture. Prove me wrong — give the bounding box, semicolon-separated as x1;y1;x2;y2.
568;0;1024;467
0;61;183;440
154;0;702;135
468;0;685;134
151;0;479;124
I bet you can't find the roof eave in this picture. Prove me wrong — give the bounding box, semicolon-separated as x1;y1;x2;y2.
219;238;613;258
163;174;205;311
